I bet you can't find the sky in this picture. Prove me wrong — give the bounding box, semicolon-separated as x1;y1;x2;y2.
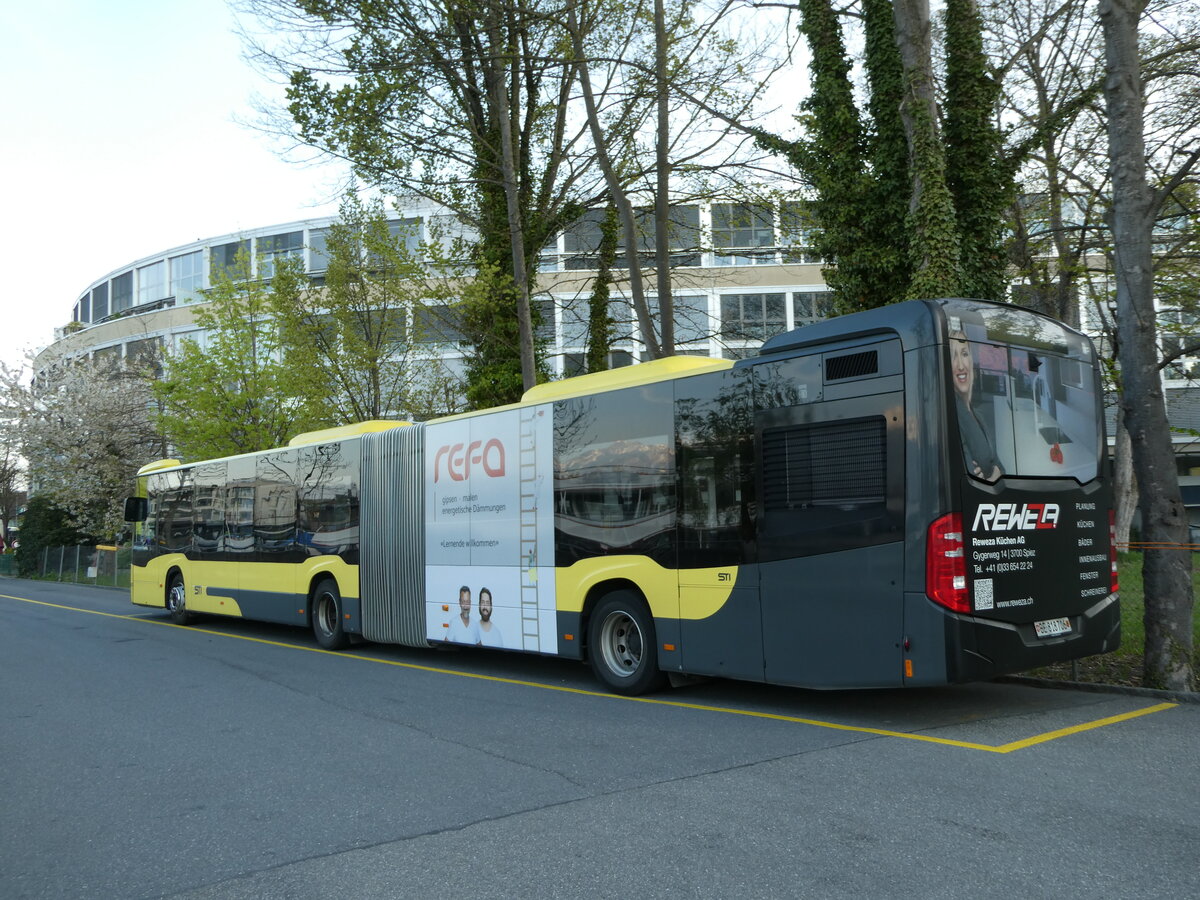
0;0;348;371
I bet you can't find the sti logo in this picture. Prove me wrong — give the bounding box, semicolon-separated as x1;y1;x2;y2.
434;439;506;483
972;502;1060;532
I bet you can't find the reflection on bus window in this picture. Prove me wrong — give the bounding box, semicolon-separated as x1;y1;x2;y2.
949;313;1099;483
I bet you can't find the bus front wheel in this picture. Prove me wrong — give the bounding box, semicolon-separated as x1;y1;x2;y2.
312;579;349;651
587;591;667;696
166;574;192;626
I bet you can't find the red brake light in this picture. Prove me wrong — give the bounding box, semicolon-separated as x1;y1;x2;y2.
1109;509;1119;594
927;512;970;613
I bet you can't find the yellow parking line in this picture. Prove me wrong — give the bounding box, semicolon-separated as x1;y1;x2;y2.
3;592;1178;752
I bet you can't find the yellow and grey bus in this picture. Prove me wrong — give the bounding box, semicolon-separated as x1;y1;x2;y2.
126;298;1119;694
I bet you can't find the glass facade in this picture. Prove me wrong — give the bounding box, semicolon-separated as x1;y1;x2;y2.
137;260;166;306
257;231;304;278
211;239;250;281
712;203;776;266
721;293;787;342
112;271;133;313
171;250;204;303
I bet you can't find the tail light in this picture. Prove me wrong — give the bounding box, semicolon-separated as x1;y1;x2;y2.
1109;509;1119;595
927;512;969;612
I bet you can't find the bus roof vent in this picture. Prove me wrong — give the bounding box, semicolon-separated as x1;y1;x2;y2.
825;350;878;381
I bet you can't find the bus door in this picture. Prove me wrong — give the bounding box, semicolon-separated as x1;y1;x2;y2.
754;380;907;688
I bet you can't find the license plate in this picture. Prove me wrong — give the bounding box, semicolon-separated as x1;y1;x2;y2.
1034;617;1072;638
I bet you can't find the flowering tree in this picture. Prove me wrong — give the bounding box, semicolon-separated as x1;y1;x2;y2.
1;354;167;540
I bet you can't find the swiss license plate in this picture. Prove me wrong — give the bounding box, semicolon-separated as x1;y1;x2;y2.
1034;617;1072;638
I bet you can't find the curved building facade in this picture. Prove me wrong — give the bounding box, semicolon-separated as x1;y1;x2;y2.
38;200;835;381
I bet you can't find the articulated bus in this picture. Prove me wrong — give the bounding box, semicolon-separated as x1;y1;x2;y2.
126;298;1119;694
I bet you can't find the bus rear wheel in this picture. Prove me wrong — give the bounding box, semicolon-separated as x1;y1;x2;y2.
587;591;667;696
166;574;192;626
312;579;349;651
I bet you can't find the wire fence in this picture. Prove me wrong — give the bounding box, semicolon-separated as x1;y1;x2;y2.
22;544;131;587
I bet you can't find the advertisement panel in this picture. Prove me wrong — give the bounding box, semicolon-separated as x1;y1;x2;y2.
963;487;1110;624
424;405;557;652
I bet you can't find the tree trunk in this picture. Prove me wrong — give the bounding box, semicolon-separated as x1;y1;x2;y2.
891;0;963;298
654;0;674;353
567;0;663;359
1100;0;1194;691
486;4;538;392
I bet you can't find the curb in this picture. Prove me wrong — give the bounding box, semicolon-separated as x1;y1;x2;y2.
999;674;1200;704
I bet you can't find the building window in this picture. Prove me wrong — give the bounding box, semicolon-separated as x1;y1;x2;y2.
171;251;204;303
211;239;251;281
92;283;109;320
308;228;330;272
712;203;775;266
137;260;167;306
93;345;122;370
721;293;787;342
388;218;421;255
793;291;833;325
257;231;304;278
112;272;133;313
780;201;822;264
126;337;163;377
562;206;701;270
78;293;91;323
413;304;465;346
650;294;712;348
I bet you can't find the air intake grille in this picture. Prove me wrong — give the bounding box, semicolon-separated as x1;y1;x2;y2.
762;418;886;511
825;350;879;381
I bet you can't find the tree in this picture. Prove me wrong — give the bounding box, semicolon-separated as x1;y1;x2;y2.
271;193;464;421
2;354;166;541
243;0;592;402
761;0;1012;309
13;495;94;578
0;400;24;547
565;0;788;353
1101;0;1199;690
154;251;327;460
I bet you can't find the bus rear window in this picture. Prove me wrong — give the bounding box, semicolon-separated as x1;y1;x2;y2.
950;331;1101;483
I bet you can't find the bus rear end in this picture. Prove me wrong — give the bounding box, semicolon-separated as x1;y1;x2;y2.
926;300;1119;681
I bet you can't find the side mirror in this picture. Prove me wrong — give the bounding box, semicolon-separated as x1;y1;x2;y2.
123;496;148;523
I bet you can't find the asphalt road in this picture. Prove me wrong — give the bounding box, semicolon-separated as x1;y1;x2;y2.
2;577;1197;900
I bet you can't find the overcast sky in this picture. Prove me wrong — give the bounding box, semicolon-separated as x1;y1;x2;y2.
0;0;347;371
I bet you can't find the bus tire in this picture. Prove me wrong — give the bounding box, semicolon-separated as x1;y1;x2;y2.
312;578;349;651
166;573;192;626
587;591;667;696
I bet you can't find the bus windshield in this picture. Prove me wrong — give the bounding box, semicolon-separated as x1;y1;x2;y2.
945;302;1101;484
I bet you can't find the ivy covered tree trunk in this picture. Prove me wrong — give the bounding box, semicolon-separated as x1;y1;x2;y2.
1100;0;1194;691
943;0;1011;301
779;0;874;309
892;0;962;299
860;0;911;307
586;205;620;373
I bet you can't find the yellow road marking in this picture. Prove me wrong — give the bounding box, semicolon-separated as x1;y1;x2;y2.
3;592;1178;753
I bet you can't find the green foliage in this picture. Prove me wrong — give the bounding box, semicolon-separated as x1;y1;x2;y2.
277;0;583;402
458;263;550;409
902;89;963;299
15;495;94;577
271;193;461;422
154;250;328;460
759;0;1013;308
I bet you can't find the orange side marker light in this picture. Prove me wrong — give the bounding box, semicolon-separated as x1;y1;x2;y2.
904;659;914;678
